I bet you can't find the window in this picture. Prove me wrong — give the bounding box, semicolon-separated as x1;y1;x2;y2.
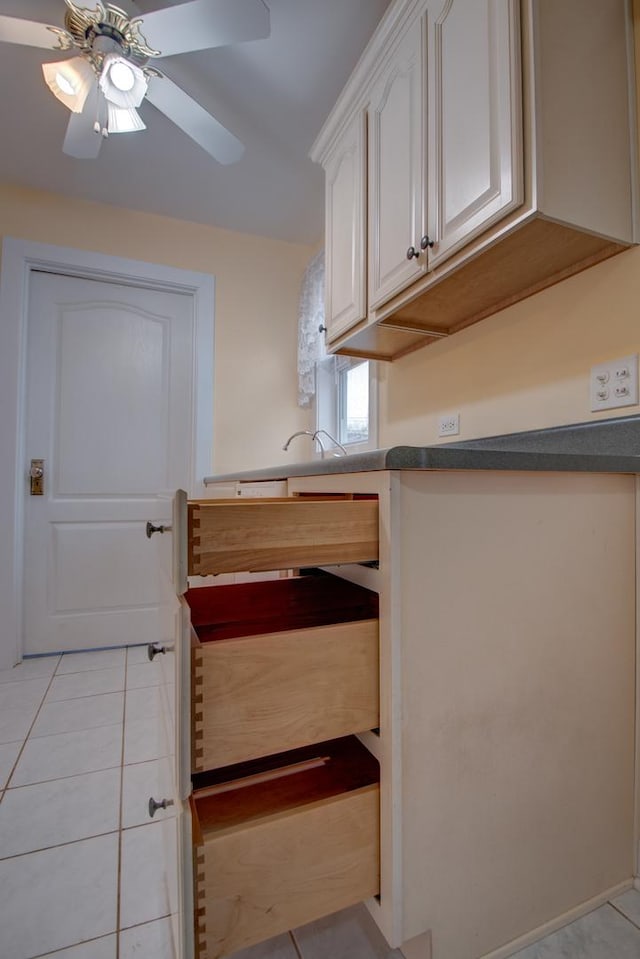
338;358;370;445
296;251;377;453
315;356;378;453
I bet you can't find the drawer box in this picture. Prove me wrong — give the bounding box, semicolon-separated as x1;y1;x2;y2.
187;497;379;575
188;576;379;771
191;736;380;958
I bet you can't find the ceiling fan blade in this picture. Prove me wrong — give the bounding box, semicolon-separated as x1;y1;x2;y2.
145;74;244;164
140;0;269;58
63;84;103;159
0;14;62;49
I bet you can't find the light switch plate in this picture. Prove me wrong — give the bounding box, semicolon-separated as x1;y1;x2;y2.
590;354;638;412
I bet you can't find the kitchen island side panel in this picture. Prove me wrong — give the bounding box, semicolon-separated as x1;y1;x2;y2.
398;470;636;959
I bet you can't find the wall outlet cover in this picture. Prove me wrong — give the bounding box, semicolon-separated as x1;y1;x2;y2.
438;413;460;436
590;354;639;412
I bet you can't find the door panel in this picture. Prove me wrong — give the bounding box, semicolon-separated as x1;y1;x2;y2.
325;110;367;341
368;21;426;309
55;304;170;494
427;0;522;267
23;271;193;654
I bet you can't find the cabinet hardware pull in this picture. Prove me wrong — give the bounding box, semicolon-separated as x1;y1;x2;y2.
407;236;435;260
147;643;166;661
148;797;174;818
146;522;172;538
318;324;327;333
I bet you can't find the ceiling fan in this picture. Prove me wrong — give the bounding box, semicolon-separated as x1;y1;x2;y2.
0;0;270;161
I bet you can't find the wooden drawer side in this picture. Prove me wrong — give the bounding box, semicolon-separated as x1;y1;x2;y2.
194;844;207;959
191;619;379;771
188;499;379;575
194;785;380;958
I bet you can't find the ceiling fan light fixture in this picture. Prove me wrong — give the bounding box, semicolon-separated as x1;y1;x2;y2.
110;61;135;92
106;102;146;134
99;53;147;109
42;56;94;113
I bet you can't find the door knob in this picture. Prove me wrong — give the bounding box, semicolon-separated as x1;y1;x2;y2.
147;643;172;661
29;459;44;495
146;522;172;538
148;796;175;818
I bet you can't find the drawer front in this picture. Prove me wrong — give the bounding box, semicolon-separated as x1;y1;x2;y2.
188;498;378;575
194;784;379;959
192;619;379;771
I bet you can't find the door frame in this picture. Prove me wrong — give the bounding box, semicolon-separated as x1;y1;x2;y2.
0;237;214;669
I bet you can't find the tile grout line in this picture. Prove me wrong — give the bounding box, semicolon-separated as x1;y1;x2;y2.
608;899;640;932
4;740;124;791
0;826;121;862
30;930;117;959
289;930;305;959
0;655;62;802
115;647;130;959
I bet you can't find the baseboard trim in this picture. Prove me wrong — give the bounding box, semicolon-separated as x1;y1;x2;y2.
479;879;635;959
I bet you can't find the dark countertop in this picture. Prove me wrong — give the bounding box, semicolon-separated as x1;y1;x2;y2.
203;414;640;484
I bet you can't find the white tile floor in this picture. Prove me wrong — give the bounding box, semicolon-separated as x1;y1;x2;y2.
1;647;640;959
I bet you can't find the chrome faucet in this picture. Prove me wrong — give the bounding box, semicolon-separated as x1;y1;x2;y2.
312;430;347;457
282;430;319;453
281;429;347;459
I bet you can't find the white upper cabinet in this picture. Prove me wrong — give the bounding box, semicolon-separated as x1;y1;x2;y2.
426;0;522;267
311;0;637;360
368;22;427;310
324;111;367;342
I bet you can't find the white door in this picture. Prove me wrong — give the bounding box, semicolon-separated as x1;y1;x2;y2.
23;270;194;655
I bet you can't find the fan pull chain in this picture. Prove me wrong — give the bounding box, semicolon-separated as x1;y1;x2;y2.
93;89;109;139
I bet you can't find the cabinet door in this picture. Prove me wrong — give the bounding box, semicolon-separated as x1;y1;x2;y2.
426;0;523;268
324;111;367;342
368;20;427;310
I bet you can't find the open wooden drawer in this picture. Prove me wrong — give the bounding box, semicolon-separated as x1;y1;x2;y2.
191;736;380;959
187;576;380;771
187;496;379;575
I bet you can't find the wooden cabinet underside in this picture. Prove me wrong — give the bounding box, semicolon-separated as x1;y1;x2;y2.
332;216;629;360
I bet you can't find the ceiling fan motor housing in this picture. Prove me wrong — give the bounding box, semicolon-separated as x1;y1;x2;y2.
63;1;160;69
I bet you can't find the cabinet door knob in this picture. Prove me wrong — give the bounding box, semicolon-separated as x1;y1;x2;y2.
407;236;435;260
146;522;172;538
318;324;327;333
147;643;166;661
148;796;175;818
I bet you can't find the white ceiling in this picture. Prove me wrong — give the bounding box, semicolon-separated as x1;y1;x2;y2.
0;0;392;243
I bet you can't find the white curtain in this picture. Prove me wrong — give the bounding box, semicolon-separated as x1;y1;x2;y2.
297;250;328;407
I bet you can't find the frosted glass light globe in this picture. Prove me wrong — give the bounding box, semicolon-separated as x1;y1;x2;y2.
109;61;135;92
55;72;76;96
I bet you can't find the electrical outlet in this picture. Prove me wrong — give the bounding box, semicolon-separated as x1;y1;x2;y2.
438;413;460;437
590;354;639;411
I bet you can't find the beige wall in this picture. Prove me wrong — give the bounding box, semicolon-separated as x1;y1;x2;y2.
379;248;640;446
0;183;314;474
